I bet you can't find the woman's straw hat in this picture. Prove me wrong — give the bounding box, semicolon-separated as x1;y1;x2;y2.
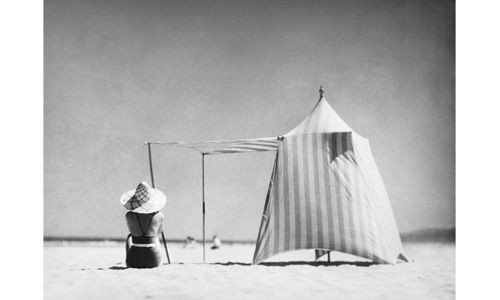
120;182;166;214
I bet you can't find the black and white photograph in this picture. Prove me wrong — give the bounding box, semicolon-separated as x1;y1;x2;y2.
9;0;496;299
41;0;457;299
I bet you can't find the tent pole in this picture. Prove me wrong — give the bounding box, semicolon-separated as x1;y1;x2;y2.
147;142;171;264
202;153;206;263
147;142;155;187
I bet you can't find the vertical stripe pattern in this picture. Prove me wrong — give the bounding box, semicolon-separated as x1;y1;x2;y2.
253;132;402;264
251;98;405;264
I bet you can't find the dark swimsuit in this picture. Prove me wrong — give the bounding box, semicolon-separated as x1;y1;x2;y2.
126;212;162;268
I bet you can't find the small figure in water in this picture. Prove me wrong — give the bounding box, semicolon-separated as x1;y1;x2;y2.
211;235;222;250
183;236;197;249
120;182;167;268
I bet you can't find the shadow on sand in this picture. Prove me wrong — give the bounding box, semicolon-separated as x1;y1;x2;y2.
108;266;128;270
102;261;376;270
106;262;173;270
209;261;376;267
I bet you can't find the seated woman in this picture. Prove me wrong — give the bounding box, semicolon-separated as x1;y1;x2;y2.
120;181;166;268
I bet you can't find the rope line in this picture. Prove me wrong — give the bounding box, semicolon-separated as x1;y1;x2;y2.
77;144;147;198
87;164;151;209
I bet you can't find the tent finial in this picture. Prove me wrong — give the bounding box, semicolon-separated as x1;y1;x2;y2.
319;86;324;99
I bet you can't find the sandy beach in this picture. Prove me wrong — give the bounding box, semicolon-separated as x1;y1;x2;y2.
44;241;454;300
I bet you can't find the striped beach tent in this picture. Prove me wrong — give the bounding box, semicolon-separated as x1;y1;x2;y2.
252;96;408;264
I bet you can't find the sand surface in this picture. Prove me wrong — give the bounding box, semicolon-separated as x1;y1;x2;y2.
45;242;454;299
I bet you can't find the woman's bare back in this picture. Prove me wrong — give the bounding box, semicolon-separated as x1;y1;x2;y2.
126;211;164;237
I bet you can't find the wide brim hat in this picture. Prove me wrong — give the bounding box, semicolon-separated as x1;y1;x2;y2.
120;182;166;214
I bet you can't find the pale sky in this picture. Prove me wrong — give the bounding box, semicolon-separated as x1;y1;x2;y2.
45;0;455;240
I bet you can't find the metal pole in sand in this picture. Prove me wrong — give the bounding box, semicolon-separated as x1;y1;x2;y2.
202;153;206;263
147;142;171;264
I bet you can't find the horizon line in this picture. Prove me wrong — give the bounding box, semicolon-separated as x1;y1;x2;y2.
44;227;455;244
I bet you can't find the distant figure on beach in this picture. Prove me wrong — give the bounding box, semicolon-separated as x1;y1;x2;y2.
211;235;222;250
183;236;197;249
120;182;166;268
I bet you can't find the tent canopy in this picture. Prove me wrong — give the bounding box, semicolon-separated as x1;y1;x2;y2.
284;96;352;136
150;137;278;155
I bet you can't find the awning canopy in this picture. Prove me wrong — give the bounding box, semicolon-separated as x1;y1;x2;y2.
149;137;279;155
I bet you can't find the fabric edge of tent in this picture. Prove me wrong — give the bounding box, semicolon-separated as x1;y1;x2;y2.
351;133;409;262
252;152;279;264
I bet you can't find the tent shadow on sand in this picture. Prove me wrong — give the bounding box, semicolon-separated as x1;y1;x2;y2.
209;261;377;267
104;261;377;270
